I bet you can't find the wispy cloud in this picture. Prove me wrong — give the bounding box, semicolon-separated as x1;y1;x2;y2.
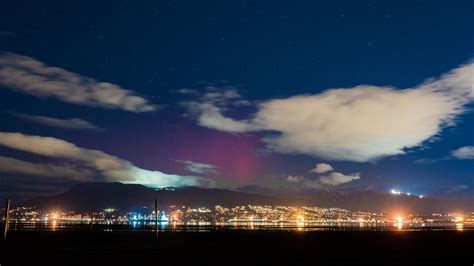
0;31;15;37
183;62;474;162
11;112;104;131
182;86;257;133
177;160;218;174
0;53;156;112
174;88;199;95
0;155;92;181
286;175;305;184
0;132;215;188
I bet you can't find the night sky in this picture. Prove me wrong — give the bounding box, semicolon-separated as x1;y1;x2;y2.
0;0;473;200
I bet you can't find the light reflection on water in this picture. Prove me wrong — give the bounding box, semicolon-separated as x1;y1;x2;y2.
6;221;474;232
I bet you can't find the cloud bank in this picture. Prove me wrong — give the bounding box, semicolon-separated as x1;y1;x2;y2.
0;53;156;112
184;62;474;162
0;132;214;188
12;112;104;131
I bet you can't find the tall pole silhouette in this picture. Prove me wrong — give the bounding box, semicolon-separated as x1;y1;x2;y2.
3;198;11;239
155;198;158;239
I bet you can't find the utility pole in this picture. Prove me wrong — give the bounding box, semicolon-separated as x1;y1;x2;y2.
155;198;159;239
89;212;94;231
3;198;11;239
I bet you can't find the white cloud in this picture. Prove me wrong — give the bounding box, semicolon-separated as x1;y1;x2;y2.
451;146;474;159
318;172;360;186
286;164;360;187
191;102;256;133
184;62;474;162
309;163;334;174
0;155;92;181
177;160;218;174
0;132;214;188
0;53;156;112
12;112;104;131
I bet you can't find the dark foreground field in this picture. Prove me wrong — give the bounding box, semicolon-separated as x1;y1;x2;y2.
1;230;473;265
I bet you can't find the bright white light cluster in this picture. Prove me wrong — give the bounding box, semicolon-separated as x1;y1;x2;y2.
390;189;423;199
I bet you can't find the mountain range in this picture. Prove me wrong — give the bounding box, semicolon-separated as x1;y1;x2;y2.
20;182;474;213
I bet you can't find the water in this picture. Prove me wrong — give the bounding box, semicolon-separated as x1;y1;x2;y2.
7;220;473;232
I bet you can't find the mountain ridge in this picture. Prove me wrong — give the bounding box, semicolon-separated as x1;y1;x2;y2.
21;182;474;213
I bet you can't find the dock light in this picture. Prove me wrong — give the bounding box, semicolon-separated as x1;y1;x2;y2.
296;215;304;222
455;216;464;223
395;216;403;223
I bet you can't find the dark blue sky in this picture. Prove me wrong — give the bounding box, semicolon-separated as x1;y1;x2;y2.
0;0;473;199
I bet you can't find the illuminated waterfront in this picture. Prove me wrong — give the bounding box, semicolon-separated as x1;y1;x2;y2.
6;205;474;232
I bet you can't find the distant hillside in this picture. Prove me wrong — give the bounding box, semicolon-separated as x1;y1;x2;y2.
20;182;474;213
297;189;474;213
21;182;296;212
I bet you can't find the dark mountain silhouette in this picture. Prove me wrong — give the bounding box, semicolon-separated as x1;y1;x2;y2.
237;186;474;213
299;188;474;213
21;182;297;212
21;182;474;213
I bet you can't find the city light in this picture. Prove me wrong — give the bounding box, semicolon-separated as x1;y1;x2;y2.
391;189;425;198
390;189;401;195
296;215;305;222
7;205;474;230
395;216;403;223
